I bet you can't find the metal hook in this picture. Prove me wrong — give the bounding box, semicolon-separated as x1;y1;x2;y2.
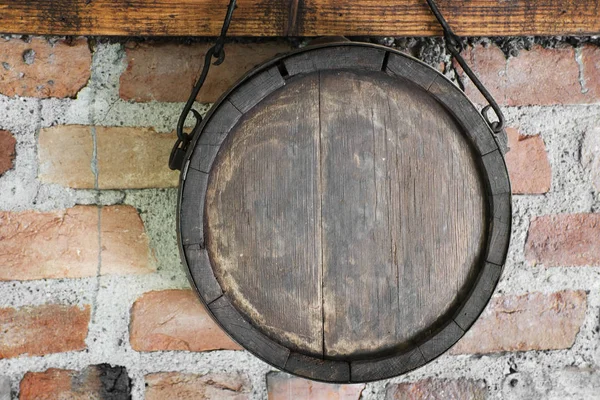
170;0;237;170
425;0;507;147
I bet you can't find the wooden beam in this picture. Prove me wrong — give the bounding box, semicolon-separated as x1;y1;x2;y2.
0;0;599;37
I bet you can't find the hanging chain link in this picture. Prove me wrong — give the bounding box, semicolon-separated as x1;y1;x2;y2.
169;0;237;170
425;0;507;148
170;0;507;170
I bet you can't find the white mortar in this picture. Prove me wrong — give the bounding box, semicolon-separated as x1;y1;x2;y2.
0;39;598;399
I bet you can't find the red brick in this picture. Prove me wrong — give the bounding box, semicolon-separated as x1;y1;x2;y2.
0;130;16;175
38;125;179;189
505;127;551;194
0;205;154;281
0;206;98;280
0;304;90;359
0;37;91;98
386;378;488;400
20;365;130;400
459;44;596;106
145;372;250;400
451;291;586;354
267;373;365;400
130;290;240;352
525;214;600;267
119;41;292;103
100;205;156;275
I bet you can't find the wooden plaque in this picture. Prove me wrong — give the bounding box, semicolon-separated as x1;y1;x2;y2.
178;43;511;383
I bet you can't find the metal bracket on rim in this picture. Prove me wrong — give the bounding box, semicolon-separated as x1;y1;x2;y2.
426;0;508;154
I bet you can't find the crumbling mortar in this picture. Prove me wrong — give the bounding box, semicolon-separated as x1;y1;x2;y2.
1;37;600;399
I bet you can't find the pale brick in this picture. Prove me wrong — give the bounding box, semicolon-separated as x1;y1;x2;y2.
130;290;240;352
0;205;154;280
96;126;179;189
38;125;95;188
145;372;250;400
0;304;90;358
120;41;293;103
0;37;91;98
0;130;16;176
267;373;365;400
20;365;130;400
386;378;488;400
38;125;179;189
459;44;597;106
451;291;586;354
505;127;551;194
525;214;600;266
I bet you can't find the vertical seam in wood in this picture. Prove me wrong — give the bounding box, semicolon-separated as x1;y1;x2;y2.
381;51;390;72
228;99;243;115
416;344;426;361
276;60;290;80
384;96;399;340
318;70;326;358
372;109;377;216
286;0;300;36
426;73;438;92
428;75;501;157
207;293;224;307
480;146;496;156
347;361;352;383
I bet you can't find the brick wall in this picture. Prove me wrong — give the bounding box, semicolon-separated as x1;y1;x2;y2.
0;36;599;399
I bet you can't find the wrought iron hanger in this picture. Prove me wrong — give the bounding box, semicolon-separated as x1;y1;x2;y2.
169;0;507;170
169;0;238;170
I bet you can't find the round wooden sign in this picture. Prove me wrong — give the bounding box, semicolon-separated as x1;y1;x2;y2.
178;43;511;383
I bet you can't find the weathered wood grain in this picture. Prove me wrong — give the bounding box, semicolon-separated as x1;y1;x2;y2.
453;262;502;331
1;0;599;36
189;144;220;173
229;67;286;113
209;296;290;367
285;353;350;383
206;73;324;356
385;52;438;90
182;44;511;382
418;320;463;361
351;348;425;382
427;75;498;156
294;0;600;36
482;150;511;195
319;69;486;358
198;100;242;146
487;217;511;266
491;193;511;225
486;190;511;266
183;244;223;303
283;46;385;76
180;168;208;246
